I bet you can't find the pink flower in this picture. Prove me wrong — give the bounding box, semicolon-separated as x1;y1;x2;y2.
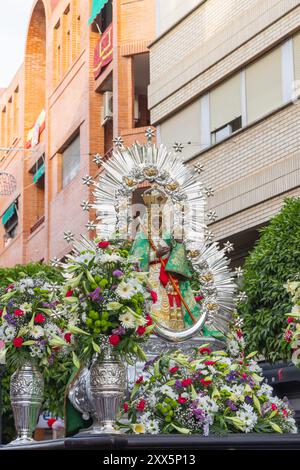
181;378;192;387
64;333;72;344
146;315;153;326
136;326;146;336
34;313;46;324
14;309;24;317
169;367;179;374
65;290;74;297
284;329;293;342
13;337;24;348
204;361;216;366
0;340;5;349
109;334;120;346
136;399;146;412
287;317;295;324
124;403;129;413
236;329;243;339
177;396;187;405
195;295;204;302
271;403;278;411
200;378;212;387
98;241;110;248
136;376;143;384
150;291;158;303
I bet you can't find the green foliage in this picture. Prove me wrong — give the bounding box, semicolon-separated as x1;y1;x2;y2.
239;197;300;362
0;262;63;288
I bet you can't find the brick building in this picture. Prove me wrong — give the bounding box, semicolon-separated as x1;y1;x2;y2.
149;0;300;266
0;0;155;267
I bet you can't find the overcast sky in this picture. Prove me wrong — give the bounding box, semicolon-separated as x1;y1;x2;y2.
0;0;35;88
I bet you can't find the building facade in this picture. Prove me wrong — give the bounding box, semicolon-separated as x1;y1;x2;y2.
149;0;300;266
0;0;155;267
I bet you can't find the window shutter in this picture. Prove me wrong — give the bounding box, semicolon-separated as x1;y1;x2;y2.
246;47;283;123
62;134;81;187
210;73;241;131
293;32;300;81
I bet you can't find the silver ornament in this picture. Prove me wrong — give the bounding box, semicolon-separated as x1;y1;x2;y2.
64;231;75;243
82;175;94;186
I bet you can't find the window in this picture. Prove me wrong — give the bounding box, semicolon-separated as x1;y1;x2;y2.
211;116;242;145
293;32;300;97
246;47;283;123
133;53;150;128
62;133;81;187
92;0;112;33
2;201;18;243
210;73;242;144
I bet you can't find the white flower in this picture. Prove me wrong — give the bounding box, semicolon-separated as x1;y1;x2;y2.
161;384;177;400
100;253;122;264
3;325;16;341
116;282;136;299
44;323;60;338
236;404;258;432
31;326;44;339
292;304;300;314
20;303;32;313
256;382;273;397
128;278;144;293
119;312;136;329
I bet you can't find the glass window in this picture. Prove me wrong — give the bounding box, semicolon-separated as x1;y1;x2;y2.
62;133;80;187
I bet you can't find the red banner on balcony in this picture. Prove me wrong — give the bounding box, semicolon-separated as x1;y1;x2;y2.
94;24;113;80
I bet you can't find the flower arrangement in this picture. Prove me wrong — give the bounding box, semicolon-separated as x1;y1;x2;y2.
124;318;297;435
0;277;70;368
60;239;155;365
284;280;300;365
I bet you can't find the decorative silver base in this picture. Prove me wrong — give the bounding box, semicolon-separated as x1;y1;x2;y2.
7;436;36;446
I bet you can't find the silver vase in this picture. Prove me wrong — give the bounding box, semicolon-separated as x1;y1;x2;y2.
68;364;102;434
90;348;126;434
8;362;44;446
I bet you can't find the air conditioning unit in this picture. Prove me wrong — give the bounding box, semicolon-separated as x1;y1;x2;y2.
101;91;113;126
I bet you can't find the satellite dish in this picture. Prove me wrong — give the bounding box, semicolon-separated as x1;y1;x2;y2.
0;172;17;196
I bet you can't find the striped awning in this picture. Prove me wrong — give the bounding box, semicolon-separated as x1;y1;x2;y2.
88;0;109;24
2;203;16;225
33;163;45;184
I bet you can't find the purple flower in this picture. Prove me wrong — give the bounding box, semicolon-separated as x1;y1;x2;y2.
245;395;253;404
112;326;126;336
226;399;238;411
175;379;182;389
226;371;237;382
112;270;123;278
4;313;17;326
89;288;102;301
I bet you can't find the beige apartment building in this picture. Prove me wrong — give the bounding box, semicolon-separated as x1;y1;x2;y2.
149;0;300;266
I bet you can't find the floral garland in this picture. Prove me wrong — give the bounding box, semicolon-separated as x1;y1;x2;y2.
0;277;70;368
123;318;297;435
284;280;300;365
60;239;155;366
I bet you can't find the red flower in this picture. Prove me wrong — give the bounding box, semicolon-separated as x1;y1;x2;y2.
136;399;146;412
34;313;46;324
242;373;247;380
177;396;187;405
169;367;179;374
271;403;278;411
65;290;74;297
98;241;110;249
47;418;56;428
64;332;72;344
14;309;24;317
6;284;14;291
199;347;212;355
146;315;153;326
204;361;216;366
200;378;212;387
150;291;158;303
282;409;288;417
0;310;3;317
136;376;144;384
123;403;129;413
181;378;192;387
195;295;204;302
109;334;120;346
13;337;24;348
284;329;293;342
136;326;146;336
236;329;243;339
288;317;295;324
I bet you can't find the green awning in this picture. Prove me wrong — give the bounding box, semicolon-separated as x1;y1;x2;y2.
2;203;16;225
88;0;109;24
33;163;45;184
